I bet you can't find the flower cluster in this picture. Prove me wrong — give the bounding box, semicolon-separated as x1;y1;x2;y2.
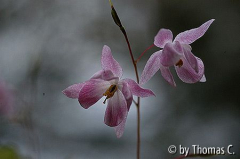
63;19;214;138
63;45;154;138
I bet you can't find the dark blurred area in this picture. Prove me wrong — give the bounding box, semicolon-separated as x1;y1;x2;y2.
0;0;239;159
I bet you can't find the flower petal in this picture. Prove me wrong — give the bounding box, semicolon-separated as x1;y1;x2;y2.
91;69;116;81
121;81;133;110
183;44;199;72
62;82;85;99
140;51;161;85
114;117;127;138
112;81;132;137
90;70;105;79
104;90;127;127
101;45;123;78
200;74;206;82
159;66;176;87
154;29;173;48
160;41;183;67
123;79;155;97
174;19;215;44
175;57;205;83
78;79;110;109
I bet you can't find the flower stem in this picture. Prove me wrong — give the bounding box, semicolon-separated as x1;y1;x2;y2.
109;1;141;158
136;44;155;63
122;31;139;83
121;28;141;159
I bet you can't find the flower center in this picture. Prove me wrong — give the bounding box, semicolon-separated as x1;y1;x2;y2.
103;84;118;104
175;59;183;67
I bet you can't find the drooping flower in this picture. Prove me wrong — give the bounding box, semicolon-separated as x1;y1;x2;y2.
63;45;155;138
0;81;14;117
140;19;214;86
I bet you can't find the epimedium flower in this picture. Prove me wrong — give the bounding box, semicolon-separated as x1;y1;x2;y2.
63;45;155;138
0;81;14;118
140;19;215;86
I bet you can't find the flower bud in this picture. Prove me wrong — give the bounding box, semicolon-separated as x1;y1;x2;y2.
109;0;122;28
111;7;122;28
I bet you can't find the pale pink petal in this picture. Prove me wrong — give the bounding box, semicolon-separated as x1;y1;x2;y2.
90;70;105;79
91;69;116;80
174;19;215;44
123;79;155;97
104;90;127;127
101;45;123;78
159;66;176;87
112;82;132;137
160;41;183;67
140;51;161;85
154;29;173;48
175;57;205;83
121;81;133;110
62;82;85;99
78;79;110;109
183;44;199;72
114;117;127;138
200;74;206;82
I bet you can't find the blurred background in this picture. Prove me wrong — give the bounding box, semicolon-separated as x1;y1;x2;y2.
0;0;239;158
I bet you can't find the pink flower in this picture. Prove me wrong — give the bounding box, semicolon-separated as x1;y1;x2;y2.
0;81;13;117
140;19;214;86
63;45;155;138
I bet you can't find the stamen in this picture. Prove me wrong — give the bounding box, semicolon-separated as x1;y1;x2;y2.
103;98;107;104
103;84;118;104
175;59;183;67
110;85;117;93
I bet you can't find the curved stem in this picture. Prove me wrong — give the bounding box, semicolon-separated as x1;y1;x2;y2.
136;44;155;63
109;2;141;158
121;28;141;159
122;31;139;83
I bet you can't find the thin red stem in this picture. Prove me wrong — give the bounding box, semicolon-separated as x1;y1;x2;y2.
122;33;139;83
136;44;155;63
109;1;141;158
121;29;141;159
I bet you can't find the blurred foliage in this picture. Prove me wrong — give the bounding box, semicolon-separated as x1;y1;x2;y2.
0;146;20;159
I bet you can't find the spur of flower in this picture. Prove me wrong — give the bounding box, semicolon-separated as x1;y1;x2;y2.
140;19;214;86
63;45;155;137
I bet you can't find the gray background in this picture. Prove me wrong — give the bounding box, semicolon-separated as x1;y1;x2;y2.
0;0;239;159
